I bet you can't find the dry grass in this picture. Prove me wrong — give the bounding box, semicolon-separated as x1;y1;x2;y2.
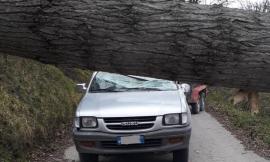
0;54;91;162
207;87;270;147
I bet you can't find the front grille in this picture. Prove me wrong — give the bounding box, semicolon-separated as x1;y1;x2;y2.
101;139;162;149
104;116;156;123
103;116;156;131
107;123;154;130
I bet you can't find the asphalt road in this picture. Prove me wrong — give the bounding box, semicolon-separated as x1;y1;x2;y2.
64;112;269;162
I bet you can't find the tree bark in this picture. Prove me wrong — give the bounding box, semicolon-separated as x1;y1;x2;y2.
0;0;270;91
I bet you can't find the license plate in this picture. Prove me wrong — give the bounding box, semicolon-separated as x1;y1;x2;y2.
117;135;144;145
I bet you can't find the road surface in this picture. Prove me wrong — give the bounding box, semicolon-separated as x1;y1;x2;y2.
64;112;269;162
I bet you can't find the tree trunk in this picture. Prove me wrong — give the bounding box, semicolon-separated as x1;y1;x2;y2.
248;91;260;114
232;89;260;114
0;0;270;91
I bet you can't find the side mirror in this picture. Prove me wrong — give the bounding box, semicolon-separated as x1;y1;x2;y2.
76;83;87;93
179;83;191;93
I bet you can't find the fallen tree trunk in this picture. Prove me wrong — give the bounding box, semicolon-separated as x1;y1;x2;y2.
0;0;270;91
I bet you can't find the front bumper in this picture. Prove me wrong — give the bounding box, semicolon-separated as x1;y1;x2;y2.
73;125;191;155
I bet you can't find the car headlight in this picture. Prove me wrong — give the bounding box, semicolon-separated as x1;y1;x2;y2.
164;113;189;125
81;117;98;128
164;114;180;125
181;113;188;125
74;117;80;128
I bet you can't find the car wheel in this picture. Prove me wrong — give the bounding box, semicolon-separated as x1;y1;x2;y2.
79;153;98;162
173;148;189;162
191;102;200;114
199;92;206;111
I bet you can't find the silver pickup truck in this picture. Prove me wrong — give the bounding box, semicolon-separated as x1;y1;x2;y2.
73;71;192;162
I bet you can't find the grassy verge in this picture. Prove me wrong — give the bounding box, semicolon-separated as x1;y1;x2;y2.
207;88;270;158
0;54;91;162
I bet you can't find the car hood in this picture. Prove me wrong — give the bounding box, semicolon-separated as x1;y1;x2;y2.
77;91;187;117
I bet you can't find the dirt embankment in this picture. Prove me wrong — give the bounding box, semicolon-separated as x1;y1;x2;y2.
0;54;91;162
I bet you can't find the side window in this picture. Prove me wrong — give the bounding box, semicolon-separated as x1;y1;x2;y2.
89;74;118;92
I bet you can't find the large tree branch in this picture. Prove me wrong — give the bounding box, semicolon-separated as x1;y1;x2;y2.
0;0;270;91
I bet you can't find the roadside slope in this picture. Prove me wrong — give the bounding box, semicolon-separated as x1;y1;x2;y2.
207;88;270;159
0;54;90;162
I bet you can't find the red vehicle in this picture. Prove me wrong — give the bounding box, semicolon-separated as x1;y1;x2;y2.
188;84;207;114
178;83;207;114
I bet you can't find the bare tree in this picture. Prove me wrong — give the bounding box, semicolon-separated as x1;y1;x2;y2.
239;0;269;12
189;0;201;4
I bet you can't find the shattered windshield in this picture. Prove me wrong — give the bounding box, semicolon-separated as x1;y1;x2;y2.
89;72;178;92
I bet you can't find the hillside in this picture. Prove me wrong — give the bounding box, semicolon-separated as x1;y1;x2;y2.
0;54;91;162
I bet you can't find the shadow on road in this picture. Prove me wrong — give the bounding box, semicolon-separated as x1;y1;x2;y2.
64;146;173;162
100;153;172;162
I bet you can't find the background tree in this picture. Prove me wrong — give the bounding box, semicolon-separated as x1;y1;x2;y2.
240;0;269;12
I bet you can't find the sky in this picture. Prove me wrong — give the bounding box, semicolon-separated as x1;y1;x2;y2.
202;0;266;9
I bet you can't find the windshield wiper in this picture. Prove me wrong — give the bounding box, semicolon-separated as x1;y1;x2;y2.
127;75;148;81
125;87;162;91
91;88;125;93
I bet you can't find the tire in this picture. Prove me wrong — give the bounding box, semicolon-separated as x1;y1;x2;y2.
191;102;200;114
199;92;206;111
79;153;98;162
173;148;189;162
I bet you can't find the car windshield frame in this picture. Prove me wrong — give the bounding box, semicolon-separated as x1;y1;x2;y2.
89;72;178;93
